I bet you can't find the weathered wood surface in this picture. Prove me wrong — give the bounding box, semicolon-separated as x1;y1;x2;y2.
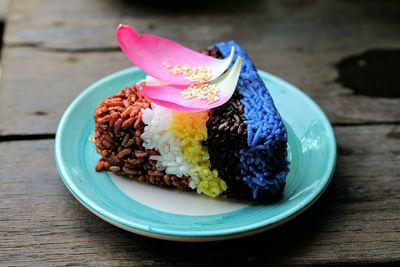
0;125;399;266
1;0;400;135
1;0;399;266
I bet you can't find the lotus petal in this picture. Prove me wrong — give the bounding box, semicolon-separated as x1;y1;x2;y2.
141;95;204;113
116;24;234;85
139;57;243;112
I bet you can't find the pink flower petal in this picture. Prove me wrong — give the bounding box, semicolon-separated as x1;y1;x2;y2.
139;57;243;112
116;24;234;85
142;95;204;113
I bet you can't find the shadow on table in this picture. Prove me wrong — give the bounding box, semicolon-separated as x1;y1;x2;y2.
118;193;333;265
75;180;338;265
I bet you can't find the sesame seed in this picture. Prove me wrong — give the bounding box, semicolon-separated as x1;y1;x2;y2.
163;62;212;82
180;83;220;104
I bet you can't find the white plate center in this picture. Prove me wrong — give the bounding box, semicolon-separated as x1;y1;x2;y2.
110;173;250;216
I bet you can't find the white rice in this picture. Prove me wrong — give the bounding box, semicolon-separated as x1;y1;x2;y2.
141;104;197;189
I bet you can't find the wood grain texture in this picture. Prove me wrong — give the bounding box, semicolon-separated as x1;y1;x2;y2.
0;47;130;135
0;125;399;266
1;0;400;134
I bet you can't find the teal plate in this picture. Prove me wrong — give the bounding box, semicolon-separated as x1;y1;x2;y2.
55;67;336;241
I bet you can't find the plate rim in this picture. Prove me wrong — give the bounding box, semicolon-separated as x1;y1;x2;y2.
55;67;337;241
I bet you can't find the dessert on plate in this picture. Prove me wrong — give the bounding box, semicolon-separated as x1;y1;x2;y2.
93;25;289;201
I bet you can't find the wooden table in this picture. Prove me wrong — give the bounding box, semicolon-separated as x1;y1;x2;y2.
1;0;399;266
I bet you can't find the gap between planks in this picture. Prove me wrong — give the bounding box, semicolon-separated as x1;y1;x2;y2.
0;122;399;142
0;133;55;142
4;43;121;53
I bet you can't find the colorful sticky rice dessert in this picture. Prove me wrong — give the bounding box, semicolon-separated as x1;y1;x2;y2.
94;25;289;201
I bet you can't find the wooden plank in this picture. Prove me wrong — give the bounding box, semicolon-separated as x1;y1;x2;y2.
6;0;400;52
0;125;399;266
0;48;130;135
0;45;399;135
